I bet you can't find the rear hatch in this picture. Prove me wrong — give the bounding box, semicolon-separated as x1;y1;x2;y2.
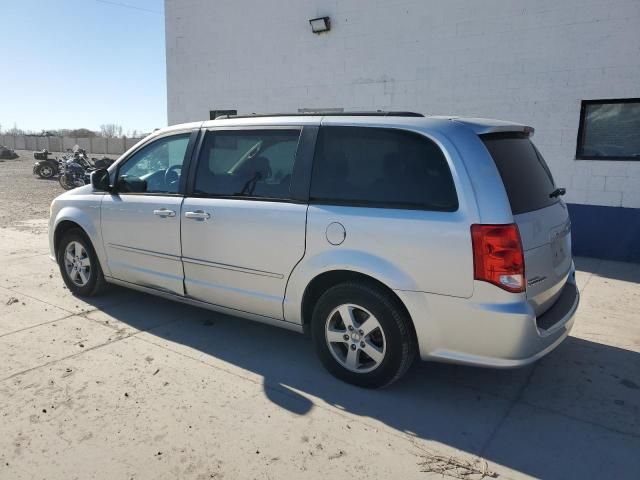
481;132;572;316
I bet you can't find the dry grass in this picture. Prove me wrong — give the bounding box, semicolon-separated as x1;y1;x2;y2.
415;446;498;479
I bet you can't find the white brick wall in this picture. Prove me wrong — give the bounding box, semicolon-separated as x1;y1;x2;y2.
165;0;640;208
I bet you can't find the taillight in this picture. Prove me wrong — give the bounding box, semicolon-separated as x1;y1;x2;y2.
471;224;525;293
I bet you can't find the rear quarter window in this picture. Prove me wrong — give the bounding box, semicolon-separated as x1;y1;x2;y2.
481;133;558;215
310;126;458;211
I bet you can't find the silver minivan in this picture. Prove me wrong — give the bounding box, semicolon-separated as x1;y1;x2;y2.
49;112;579;387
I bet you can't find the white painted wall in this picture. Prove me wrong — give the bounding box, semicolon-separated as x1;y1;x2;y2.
165;0;640;208
0;135;144;155
91;137;107;154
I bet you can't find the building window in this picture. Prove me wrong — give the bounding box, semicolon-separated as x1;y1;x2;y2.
576;99;640;160
210;110;237;120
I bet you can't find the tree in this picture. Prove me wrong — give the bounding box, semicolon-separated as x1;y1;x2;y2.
6;123;24;136
67;128;97;138
100;124;123;138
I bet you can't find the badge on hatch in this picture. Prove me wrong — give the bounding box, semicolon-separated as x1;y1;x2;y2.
527;276;547;287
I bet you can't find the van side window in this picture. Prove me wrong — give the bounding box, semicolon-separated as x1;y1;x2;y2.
194;130;301;200
310;126;458;211
117;133;190;194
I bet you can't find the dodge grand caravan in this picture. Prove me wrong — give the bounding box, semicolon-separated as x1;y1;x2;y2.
49;112;579;387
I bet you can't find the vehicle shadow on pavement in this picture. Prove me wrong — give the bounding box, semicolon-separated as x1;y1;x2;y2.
574;256;640;284
91;286;640;479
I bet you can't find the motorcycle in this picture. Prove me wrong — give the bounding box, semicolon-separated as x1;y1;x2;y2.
92;156;115;169
33;150;59;179
58;149;94;190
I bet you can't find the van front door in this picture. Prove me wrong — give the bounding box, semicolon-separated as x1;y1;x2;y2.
101;131;196;295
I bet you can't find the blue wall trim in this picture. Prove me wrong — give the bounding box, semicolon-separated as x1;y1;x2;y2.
567;203;640;263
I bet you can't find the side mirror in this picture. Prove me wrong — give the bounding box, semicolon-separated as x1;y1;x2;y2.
116;175;147;193
91;168;111;191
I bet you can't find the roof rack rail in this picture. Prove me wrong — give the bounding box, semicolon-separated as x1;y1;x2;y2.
214;111;424;120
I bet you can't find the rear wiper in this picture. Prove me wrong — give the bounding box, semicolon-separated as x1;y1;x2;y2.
549;187;566;198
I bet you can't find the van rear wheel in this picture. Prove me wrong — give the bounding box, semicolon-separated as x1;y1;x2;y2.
311;282;416;388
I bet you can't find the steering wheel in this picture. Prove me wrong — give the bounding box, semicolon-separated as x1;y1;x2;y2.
164;164;182;187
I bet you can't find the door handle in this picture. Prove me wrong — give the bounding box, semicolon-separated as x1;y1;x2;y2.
153;208;176;217
184;210;211;220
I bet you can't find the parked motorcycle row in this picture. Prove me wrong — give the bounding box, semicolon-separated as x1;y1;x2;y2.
32;148;115;190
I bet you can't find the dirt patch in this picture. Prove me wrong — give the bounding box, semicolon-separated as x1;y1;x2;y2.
0;150;116;231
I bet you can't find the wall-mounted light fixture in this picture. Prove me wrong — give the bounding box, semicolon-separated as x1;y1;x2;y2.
309;16;330;34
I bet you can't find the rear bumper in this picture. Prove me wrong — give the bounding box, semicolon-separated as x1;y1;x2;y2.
396;267;579;368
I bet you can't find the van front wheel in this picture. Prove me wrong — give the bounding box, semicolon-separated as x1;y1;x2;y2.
311;282;416;388
57;229;107;297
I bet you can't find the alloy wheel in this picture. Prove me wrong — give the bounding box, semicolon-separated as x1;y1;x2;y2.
325;303;387;373
63;241;91;287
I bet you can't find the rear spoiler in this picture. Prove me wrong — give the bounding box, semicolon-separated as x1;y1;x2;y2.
451;118;535;137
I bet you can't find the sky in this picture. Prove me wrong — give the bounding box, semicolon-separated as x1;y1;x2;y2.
0;0;166;135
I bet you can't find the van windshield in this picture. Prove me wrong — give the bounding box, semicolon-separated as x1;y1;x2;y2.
481;132;558;215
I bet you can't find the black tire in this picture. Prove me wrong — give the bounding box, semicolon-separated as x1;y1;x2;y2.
56;229;108;297
311;282;417;388
59;174;74;190
38;164;55;178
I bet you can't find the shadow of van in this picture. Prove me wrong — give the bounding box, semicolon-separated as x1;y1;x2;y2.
90;284;640;479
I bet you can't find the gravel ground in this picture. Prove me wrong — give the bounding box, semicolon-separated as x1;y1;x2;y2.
0;150;116;232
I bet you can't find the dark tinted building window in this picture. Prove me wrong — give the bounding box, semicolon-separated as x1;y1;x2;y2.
194;130;301;200
576;99;640;160
481;133;557;215
310;127;458;211
209;110;237;120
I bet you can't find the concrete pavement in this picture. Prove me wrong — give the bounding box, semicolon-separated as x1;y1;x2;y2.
0;220;639;479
